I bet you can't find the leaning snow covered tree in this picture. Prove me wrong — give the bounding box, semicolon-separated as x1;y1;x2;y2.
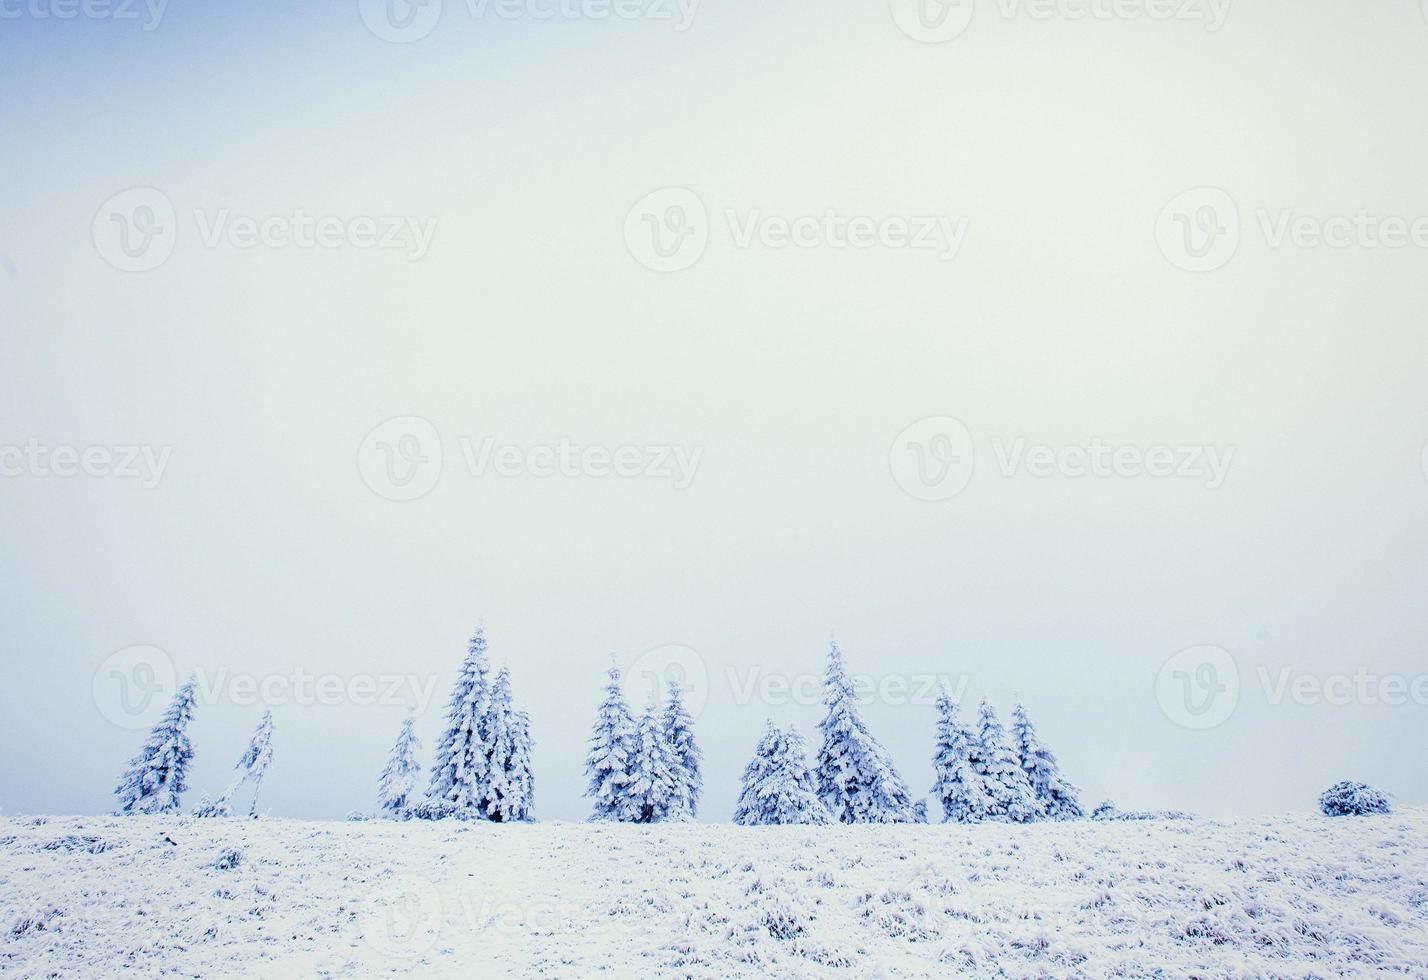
1011;702;1083;820
661;678;702;819
428;627;494;817
114;678;199;815
378;714;423;818
815;641;920;823
585;660;639;822
734;722;830;825
931;692;990;823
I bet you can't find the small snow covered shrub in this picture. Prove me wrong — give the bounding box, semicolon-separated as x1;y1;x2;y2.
1319;781;1391;817
192;794;233;819
409;798;464;821
213;847;243;870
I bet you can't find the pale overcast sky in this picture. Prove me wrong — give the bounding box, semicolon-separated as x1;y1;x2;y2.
2;0;1427;821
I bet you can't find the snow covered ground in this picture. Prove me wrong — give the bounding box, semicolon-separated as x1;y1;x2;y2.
4;809;1426;977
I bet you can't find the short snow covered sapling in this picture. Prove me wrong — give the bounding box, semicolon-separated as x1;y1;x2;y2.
377;715;423;818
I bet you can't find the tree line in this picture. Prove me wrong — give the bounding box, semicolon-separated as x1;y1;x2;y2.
111;630;1083;825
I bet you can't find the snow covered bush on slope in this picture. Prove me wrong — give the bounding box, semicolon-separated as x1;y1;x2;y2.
1320;780;1392;817
733;722;830;826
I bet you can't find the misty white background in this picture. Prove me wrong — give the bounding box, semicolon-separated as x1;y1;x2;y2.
2;0;1426;821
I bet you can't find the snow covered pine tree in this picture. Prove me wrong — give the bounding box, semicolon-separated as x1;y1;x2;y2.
505;707;535;822
815;641;920;823
114;678;199;815
480;667;536;822
661;678;702;818
1011;702;1083;820
628;704;685;823
931;692;990;823
378;714;423;818
734;722;830;825
428;627;494;818
970;700;1044;823
585;660;639;822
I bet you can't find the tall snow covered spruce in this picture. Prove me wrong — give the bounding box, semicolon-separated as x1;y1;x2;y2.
734;722;831;825
815;641;920;824
970;700;1044;823
931;692;990;823
506;708;535;822
480;667;535;822
585;660;639;822
428;628;494;816
661;679;702;818
378;715;423;818
114;678;199;815
629;705;686;823
1011;702;1083;820
229;710;276;817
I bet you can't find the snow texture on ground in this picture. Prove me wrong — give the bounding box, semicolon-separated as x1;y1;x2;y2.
3;809;1426;977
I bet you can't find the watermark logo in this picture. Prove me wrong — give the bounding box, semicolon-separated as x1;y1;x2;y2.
358;0;443;43
361;875;444;959
889;0;974;43
890;416;976;501
624;187;708;273
93;645;178;730
623;643;709;717
93;187;177;273
0;0;169;30
1155;644;1239;730
358;416;444;502
1155;186;1239;273
0;440;173;488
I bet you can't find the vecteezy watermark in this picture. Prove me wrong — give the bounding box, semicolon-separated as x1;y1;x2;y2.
92;644;442;729
356;416;704;501
1157;186;1428;273
358;0;699;44
1155;645;1239;730
0;0;168;30
361;875;444;959
620;642;970;720
889;0;1229;44
92;187;438;272
1156;644;1428;730
624;643;710;717
890;417;1234;501
0;440;172;488
357;416;445;502
623;187;968;272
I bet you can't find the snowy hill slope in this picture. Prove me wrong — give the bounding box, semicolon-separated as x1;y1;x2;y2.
3;809;1426;977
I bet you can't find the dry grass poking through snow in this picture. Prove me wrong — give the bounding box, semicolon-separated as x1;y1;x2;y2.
3;808;1426;977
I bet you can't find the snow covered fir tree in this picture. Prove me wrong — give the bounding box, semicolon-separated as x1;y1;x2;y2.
585;660;639;822
734;722;830;825
427;627;494;817
815;641;921;823
1011;702;1083;820
661;679;702;818
584;662;702;823
480;667;535;822
969;700;1044;823
114;678;199;815
931;691;989;823
377;715;422;818
421;627;535;822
